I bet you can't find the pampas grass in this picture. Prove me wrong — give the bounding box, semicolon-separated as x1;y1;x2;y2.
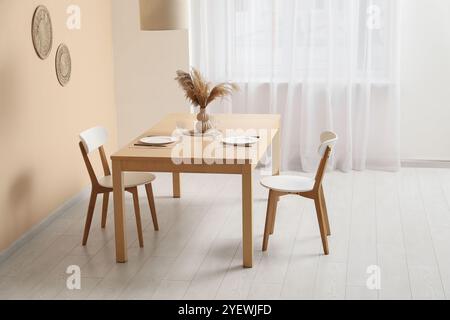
175;68;238;109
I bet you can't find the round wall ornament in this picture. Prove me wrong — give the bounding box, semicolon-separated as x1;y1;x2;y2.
32;5;53;60
55;44;72;86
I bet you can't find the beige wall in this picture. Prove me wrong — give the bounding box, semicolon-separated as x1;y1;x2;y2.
112;0;189;147
400;0;450;161
0;0;117;251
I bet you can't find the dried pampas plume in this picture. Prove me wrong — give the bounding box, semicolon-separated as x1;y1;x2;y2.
175;68;238;109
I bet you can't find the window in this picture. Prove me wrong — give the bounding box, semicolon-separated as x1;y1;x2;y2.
191;0;397;83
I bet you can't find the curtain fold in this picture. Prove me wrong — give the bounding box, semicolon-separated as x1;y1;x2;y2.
190;0;400;172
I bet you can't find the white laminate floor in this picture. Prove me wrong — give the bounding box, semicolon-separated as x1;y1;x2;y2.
1;168;450;300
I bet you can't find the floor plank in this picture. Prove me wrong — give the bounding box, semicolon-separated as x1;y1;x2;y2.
0;170;449;300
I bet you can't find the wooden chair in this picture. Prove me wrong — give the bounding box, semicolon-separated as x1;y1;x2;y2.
260;131;338;255
79;126;159;247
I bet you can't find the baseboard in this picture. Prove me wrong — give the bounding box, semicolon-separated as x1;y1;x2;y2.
0;187;90;265
401;159;450;169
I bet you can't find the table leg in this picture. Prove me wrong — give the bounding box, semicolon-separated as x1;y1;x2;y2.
272;129;281;176
242;167;254;268
172;172;181;198
112;160;128;263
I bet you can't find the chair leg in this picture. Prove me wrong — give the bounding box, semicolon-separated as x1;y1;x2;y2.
262;190;276;251
82;191;98;246
145;183;159;231
270;195;280;235
101;192;110;229
131;187;144;248
314;195;329;255
320;186;331;236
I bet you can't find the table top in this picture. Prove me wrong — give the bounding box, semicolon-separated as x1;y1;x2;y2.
111;113;280;165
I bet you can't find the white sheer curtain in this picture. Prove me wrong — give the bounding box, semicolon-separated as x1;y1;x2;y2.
190;0;400;172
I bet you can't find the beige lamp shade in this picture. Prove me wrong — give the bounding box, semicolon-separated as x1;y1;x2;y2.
139;0;188;30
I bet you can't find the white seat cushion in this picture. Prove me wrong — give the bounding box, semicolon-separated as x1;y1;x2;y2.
260;175;315;193
98;172;156;189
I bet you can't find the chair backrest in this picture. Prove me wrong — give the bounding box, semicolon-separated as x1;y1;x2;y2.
80;126;108;154
79;126;111;187
314;131;338;190
318;131;338;157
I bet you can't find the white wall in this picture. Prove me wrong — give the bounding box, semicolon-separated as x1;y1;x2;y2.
400;0;450;161
111;0;189;147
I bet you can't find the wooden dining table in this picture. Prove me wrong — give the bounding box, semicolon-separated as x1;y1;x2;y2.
111;113;281;268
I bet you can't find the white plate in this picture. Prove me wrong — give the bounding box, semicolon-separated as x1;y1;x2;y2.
222;136;259;146
139;136;178;145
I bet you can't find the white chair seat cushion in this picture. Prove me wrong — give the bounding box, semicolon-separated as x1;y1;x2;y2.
260;175;315;193
98;172;156;189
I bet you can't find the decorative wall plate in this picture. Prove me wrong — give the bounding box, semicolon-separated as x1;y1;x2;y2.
32;5;53;60
55;44;72;86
